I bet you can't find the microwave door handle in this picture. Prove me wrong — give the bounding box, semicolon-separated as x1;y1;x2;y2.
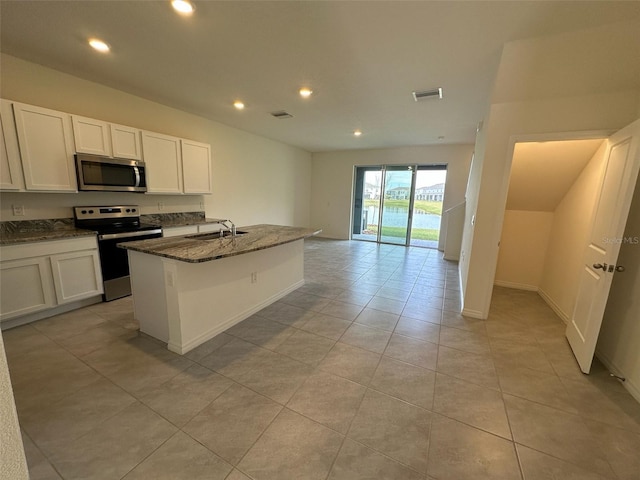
133;166;141;187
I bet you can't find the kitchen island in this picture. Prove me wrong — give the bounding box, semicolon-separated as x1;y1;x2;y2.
121;224;320;354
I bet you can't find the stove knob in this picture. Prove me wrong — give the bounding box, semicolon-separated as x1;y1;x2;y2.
132;208;137;212
81;210;87;214
125;208;131;213
89;210;94;214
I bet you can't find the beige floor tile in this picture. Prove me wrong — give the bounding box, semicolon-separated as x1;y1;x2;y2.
437;345;499;389
354;308;400;331
433;373;511;439
516;444;610;480
439;325;491;355
198;337;273;379
184;332;234;363
20;377;136;456
334;291;374;307
495;363;577;413
258;303;317;327
138;364;233;426
348;389;431;473
123;431;232;479
384;334;438;370
300;313;352;340
503;394;616;478
225;470;253;480
287;370;366;433
583;419;640;480
370;356;436;410
31;308;108;341
282;292;332;311
183;383;282;465
427;415;521;480
401;305;442;323
274;329;335;365
340;323;392;354
441;311;487;334
3;325;65;360
321;300;364;321
366;296;406;314
238;408;343;480
49;402;177;480
318;342;382;385
234;350;313;404
393;316;440;343
490;338;555;374
225;315;296;350
21;431;62;480
327;438;423;480
55;321;138;357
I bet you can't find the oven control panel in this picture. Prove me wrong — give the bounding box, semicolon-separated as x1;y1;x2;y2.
74;206;140;220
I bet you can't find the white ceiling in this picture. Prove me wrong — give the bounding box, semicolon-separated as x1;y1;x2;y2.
507;139;605;212
1;1;639;152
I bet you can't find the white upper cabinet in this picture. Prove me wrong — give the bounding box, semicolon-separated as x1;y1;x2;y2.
182;139;212;194
110;123;142;160
141;130;183;194
71;115;112;156
0;99;24;191
13;102;77;192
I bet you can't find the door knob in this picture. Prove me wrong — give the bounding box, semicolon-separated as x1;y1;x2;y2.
615;265;626;272
593;263;607;270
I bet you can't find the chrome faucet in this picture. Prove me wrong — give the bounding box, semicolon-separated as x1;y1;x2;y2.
219;220;236;237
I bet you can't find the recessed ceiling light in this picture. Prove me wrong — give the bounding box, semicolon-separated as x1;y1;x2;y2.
171;0;194;15
88;38;110;53
353;130;363;137
299;88;313;98
233;101;245;110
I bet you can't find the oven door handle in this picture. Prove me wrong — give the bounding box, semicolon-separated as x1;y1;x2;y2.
133;166;141;187
98;228;162;241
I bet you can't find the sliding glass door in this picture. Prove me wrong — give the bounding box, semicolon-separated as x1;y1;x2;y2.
380;166;414;245
352;164;447;248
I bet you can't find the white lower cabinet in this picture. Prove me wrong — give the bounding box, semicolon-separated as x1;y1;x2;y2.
0;237;103;323
0;257;56;319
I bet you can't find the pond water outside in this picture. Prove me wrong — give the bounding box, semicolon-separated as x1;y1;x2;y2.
363;205;442;229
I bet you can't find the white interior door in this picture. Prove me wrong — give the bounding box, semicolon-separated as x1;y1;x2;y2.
567;119;640;373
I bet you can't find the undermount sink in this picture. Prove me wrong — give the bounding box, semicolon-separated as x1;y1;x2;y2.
185;230;247;240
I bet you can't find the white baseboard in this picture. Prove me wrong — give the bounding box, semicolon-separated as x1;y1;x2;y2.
493;280;539;292
596;349;640;404
461;308;485;319
0;296;103;331
538;288;570;324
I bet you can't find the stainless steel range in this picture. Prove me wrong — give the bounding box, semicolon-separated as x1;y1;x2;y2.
74;206;162;301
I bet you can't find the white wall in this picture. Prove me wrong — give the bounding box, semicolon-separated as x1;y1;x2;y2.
310;144;473;241
538;142;607;321
494;210;554;291
597;172;640;402
0;54;312;227
0;330;28;480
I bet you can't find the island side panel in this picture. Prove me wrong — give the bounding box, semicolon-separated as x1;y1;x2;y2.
128;250;171;342
171;240;304;353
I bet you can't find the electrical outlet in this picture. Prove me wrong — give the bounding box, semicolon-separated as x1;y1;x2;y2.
199;201;204;210
250;272;258;284
158;202;165;211
12;205;25;216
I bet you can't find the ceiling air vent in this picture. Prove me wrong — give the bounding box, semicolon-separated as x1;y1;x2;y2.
270;110;293;119
412;88;443;101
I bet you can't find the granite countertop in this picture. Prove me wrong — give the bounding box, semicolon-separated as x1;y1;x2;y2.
119;224;321;263
0;219;96;246
140;212;226;228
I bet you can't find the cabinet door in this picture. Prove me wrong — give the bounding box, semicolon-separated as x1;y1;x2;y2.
13;103;77;192
0;257;56;321
182;139;212;194
141;131;183;194
72;115;112;156
50;250;103;304
0;99;24;191
111;124;142;160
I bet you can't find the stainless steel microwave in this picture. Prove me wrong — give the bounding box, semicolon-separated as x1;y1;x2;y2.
75;154;147;192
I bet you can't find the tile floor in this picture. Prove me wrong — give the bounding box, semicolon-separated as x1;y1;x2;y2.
4;238;640;480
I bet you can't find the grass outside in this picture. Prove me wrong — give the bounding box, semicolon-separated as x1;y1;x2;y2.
364;199;443;215
364;225;440;240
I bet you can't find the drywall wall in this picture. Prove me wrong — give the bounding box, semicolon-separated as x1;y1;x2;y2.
538;142;607;321
597;173;640;402
494;210;554;290
461;19;640;318
0;54;312;227
0;330;28;480
310;144;473;243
